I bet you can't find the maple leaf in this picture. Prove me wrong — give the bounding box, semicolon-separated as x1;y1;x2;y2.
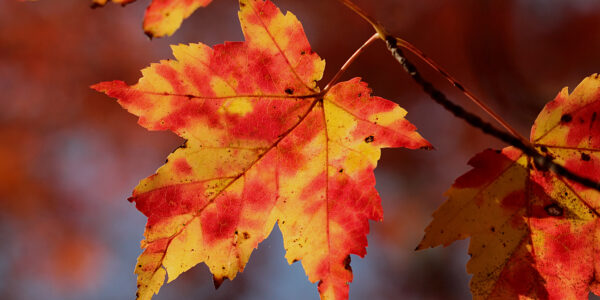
92;0;431;299
91;0;212;38
418;74;600;299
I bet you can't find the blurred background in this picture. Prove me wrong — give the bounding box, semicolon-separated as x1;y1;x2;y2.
1;0;600;299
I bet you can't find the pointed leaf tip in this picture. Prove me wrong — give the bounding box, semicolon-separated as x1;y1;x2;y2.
213;276;226;289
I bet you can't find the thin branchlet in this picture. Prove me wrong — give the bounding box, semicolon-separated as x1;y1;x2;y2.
384;35;600;192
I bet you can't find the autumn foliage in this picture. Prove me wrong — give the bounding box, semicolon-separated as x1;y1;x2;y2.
419;75;600;299
6;0;600;299
93;1;429;298
92;0;213;38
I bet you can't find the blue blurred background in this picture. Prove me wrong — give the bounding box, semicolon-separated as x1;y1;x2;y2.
1;0;600;299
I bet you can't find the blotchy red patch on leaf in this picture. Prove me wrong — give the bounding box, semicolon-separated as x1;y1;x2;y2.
275;107;323;175
501;190;526;211
488;238;548;299
134;182;208;225
242;177;276;213
452;148;520;189
93;81;152;111
565;155;600;185
173;158;193;176
564;100;600;147
200;193;242;246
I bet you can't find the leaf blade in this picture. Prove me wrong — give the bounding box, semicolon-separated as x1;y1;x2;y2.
93;1;430;299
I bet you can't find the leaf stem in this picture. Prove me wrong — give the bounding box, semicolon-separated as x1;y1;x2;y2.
335;0;527;145
323;33;379;93
334;0;386;37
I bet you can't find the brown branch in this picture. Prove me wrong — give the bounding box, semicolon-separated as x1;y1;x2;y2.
394;37;529;145
383;35;600;192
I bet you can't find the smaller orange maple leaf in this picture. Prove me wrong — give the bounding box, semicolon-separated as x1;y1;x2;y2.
92;0;431;299
418;74;600;299
92;0;212;38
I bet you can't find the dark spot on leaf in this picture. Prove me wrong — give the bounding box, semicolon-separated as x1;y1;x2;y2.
343;255;352;271
545;204;563;217
560;114;572;123
292;259;298;263
300;50;306;55
582;153;591;161
540;146;548;153
240;2;246;7
243;232;250;239
495;149;502;154
490;227;495;232
339;169;344;173
234;230;238;235
144;31;153;40
364;135;375;143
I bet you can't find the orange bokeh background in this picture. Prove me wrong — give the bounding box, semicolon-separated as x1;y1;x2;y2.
2;0;600;299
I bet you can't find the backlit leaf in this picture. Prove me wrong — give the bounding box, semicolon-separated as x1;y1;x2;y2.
92;0;431;299
418;74;600;299
92;0;213;38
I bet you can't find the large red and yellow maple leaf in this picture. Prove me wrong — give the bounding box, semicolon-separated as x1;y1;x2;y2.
92;0;431;299
418;74;600;299
92;0;212;38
